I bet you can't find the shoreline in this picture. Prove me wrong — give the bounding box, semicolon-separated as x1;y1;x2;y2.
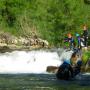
0;44;44;53
0;43;89;53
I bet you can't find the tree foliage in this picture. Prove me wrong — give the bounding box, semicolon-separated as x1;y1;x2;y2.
0;0;90;46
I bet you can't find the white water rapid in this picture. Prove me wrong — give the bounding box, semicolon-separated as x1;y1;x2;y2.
0;49;73;74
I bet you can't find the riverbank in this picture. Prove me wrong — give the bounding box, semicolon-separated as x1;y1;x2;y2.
0;44;44;53
0;32;50;52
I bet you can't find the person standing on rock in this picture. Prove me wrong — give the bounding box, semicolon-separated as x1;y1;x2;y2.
75;33;82;57
67;33;75;50
82;25;88;49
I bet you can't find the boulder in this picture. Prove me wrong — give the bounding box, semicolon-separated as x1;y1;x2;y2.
38;38;49;47
46;66;59;73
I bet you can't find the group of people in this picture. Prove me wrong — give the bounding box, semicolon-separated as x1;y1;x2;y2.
56;25;89;80
64;25;88;53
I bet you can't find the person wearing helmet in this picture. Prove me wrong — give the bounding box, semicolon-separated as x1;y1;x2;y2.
67;33;75;50
75;33;82;56
76;33;81;49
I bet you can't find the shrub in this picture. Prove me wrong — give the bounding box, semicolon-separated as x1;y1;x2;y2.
82;51;90;65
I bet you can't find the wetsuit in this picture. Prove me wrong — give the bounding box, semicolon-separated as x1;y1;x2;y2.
56;61;73;80
83;30;88;47
73;60;82;76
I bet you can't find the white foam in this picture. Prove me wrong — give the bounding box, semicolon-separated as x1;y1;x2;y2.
0;49;73;74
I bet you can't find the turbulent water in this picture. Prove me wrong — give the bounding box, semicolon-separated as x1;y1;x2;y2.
0;48;73;74
0;73;90;90
0;48;90;90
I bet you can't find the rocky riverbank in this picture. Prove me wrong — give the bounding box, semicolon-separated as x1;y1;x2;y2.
0;32;49;52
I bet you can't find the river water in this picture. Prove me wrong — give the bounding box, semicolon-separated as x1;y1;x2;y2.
0;73;90;90
0;48;72;74
0;48;90;90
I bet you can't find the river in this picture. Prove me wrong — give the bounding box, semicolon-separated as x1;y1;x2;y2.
0;48;90;90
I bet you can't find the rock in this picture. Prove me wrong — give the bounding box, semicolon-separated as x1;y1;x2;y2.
29;38;35;45
38;38;49;47
0;32;49;50
84;59;90;72
11;37;18;44
46;65;90;74
17;37;30;46
0;46;11;53
46;66;59;73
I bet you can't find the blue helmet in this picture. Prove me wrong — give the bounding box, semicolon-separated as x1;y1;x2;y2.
76;33;80;37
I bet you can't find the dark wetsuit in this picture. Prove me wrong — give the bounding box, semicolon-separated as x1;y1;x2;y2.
56;61;73;80
73;60;82;76
83;30;88;47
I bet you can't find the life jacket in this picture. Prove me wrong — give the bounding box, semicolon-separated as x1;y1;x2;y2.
64;59;71;64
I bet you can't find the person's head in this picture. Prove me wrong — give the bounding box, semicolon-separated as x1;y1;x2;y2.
67;33;72;38
70;52;77;65
83;24;87;31
71;52;77;59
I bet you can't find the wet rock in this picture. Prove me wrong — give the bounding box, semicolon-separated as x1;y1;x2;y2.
0;46;11;53
38;38;49;47
0;32;49;50
81;66;90;72
47;65;90;74
46;66;58;73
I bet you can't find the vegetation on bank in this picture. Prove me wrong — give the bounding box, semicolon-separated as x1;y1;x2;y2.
82;51;90;65
0;0;90;46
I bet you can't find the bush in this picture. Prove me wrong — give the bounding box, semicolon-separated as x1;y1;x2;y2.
82;51;90;65
84;0;90;4
0;0;90;47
